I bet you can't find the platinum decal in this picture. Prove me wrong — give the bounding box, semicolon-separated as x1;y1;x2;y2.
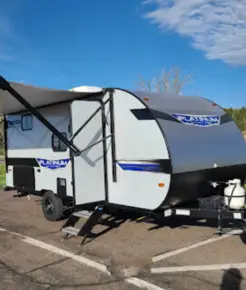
37;158;70;170
171;113;220;127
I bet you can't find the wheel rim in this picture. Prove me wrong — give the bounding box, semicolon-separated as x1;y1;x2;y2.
44;197;54;213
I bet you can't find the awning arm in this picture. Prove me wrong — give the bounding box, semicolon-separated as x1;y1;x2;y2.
78;134;112;155
0;75;80;154
69;96;111;143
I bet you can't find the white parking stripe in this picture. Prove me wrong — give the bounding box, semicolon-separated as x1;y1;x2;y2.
22;236;110;274
126;277;166;290
152;229;242;263
151;263;246;274
0;227;166;290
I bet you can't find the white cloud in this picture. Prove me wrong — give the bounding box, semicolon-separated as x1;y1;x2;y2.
143;0;246;66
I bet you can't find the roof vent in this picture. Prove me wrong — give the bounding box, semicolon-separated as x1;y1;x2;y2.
69;85;103;93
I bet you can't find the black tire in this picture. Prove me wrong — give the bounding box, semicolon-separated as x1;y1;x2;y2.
42;191;64;221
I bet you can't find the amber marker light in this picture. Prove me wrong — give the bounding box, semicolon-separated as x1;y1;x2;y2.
158;182;165;187
143;97;149;101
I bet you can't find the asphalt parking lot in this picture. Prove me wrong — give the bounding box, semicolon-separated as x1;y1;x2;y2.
0;190;246;290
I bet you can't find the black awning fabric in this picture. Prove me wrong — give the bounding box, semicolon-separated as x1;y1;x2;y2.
0;78;103;114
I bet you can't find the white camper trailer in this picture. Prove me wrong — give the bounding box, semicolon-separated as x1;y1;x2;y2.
1;75;246;239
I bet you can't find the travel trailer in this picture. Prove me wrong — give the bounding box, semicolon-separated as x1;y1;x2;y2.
1;75;246;239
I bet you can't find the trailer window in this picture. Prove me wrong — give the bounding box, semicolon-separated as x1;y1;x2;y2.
52;133;67;152
21;114;33;131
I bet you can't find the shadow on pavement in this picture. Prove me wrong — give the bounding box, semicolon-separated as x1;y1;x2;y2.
220;268;242;290
63;207;246;244
239;232;246;244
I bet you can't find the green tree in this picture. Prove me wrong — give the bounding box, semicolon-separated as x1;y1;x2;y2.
225;108;246;132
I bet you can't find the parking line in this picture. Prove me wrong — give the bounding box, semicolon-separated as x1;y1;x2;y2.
22;236;111;274
151;263;246;274
0;227;166;290
125;277;166;290
152;229;242;263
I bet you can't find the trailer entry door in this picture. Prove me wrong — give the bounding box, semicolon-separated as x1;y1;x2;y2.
70;100;106;205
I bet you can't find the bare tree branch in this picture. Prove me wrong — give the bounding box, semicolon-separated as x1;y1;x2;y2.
137;66;191;95
138;75;153;91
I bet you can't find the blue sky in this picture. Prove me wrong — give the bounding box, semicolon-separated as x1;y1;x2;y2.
1;0;246;108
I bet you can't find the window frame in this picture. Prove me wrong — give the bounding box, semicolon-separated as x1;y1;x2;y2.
21;114;33;131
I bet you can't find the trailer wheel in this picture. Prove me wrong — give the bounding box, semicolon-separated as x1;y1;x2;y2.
42;191;63;221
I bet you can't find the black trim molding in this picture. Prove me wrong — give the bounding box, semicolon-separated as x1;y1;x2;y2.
7;157;40;167
131;108;232;125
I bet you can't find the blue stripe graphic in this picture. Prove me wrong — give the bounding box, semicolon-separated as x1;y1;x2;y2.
117;162;161;172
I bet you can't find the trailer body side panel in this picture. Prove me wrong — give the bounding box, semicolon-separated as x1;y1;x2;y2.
105;90;171;210
5;104;73;197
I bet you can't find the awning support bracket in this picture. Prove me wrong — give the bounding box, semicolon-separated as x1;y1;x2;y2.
69;97;111;143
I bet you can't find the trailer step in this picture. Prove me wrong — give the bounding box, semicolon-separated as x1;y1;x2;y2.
61;226;80;236
61;205;105;244
73;210;92;219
